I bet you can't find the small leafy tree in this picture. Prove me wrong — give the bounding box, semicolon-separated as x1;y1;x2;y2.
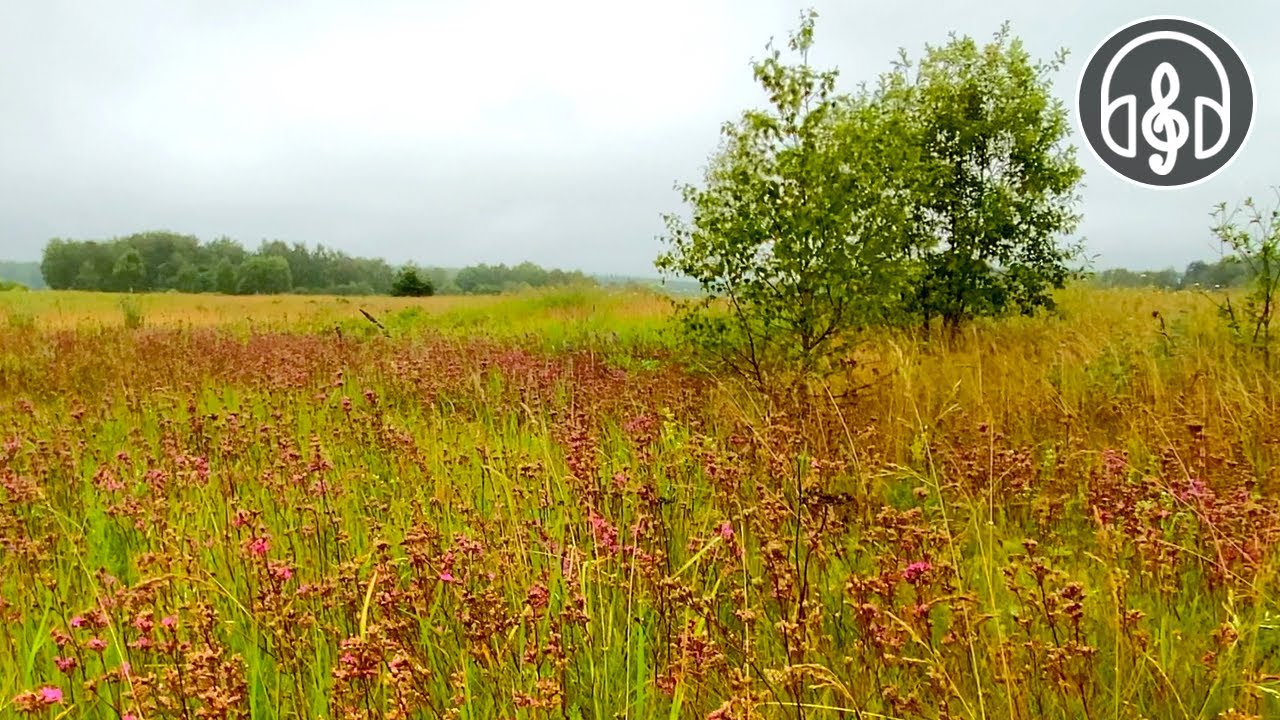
236;256;293;295
391;267;435;297
656;10;925;387
1209;191;1280;356
883;24;1084;330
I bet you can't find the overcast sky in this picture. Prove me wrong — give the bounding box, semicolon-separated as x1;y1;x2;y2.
0;0;1273;275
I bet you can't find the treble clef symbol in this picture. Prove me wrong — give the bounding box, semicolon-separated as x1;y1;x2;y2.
1141;62;1190;175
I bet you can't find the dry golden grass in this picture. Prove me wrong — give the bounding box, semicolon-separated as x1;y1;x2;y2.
0;290;503;330
2;283;1276;719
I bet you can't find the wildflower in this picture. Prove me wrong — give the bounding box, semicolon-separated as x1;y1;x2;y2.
902;561;932;584
68;615;85;628
161;615;177;629
86;637;107;652
269;562;294;581
13;687;63;712
54;656;77;672
717;521;734;541
247;535;270;557
588;512;621;555
526;582;549;611
133;613;154;633
438;570;456;583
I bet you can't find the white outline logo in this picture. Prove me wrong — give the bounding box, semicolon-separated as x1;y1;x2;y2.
1077;16;1254;190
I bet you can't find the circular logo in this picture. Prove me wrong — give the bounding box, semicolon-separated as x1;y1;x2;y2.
1077;16;1254;189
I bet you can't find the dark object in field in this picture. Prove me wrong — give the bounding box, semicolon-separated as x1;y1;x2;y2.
359;309;389;336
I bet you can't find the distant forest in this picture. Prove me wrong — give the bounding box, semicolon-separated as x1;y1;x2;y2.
1089;255;1253;290
0;233;1257;296
27;231;595;295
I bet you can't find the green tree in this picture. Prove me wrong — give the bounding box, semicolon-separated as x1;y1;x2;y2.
73;260;102;291
236;256;293;295
391;267;435;297
455;264;504;294
885;24;1085;329
40;239;81;289
121;230;199;290
656;10;923;385
111;249;147;292
213;260;238;295
203;236;248;268
173;263;204;293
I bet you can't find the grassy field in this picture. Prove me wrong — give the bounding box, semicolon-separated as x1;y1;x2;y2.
0;286;1277;719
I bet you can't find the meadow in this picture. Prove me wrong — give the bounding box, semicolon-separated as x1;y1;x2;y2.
0;285;1277;719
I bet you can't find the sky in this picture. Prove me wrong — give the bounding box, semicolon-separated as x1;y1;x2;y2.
0;0;1274;276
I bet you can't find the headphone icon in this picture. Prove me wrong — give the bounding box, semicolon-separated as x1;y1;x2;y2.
1100;31;1231;174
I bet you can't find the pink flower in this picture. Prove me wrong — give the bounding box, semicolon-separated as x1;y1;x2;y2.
717;521;734;540
54;656;77;672
247;535;270;556
903;561;933;583
68;615;85;628
123;714;139;720
87;637;107;652
161;615;177;629
38;687;62;705
526;582;549;611
438;570;456;583
270;562;294;581
588;512;621;555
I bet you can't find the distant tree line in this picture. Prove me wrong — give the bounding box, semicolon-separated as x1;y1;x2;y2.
1089;256;1253;290
36;232;595;296
452;263;594;294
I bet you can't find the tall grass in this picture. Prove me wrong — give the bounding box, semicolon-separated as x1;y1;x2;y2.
0;286;1276;719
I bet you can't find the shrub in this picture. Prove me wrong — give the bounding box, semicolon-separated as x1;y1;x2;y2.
391;268;435;297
